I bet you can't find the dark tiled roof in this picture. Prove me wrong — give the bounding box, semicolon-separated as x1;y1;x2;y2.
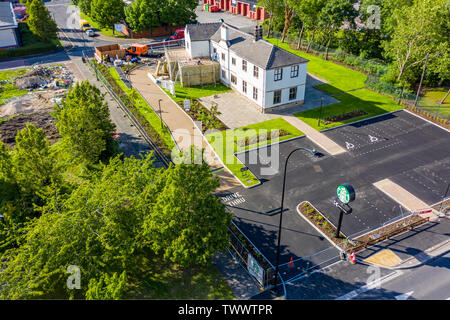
186;22;222;41
209;24;308;70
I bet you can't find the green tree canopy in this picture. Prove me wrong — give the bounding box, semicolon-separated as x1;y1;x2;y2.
90;0;125;30
53;81;118;164
27;0;58;41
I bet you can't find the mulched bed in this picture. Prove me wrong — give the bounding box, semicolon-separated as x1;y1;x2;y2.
0;110;60;148
321;110;367;125
298;201;430;254
236;129;289;148
186;101;228;133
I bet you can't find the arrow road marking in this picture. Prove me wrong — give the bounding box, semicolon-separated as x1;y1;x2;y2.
369;135;379;143
395;291;414;300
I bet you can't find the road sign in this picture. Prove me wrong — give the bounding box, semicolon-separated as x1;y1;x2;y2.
247;253;264;285
183;99;191;111
337;184;355;204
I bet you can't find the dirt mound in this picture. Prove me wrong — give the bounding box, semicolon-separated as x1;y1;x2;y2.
0;91;59;118
0;110;60;148
15;76;47;90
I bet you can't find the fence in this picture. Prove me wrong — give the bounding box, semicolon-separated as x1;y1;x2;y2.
266;29;389;77
227;220;286;295
84;55;172;166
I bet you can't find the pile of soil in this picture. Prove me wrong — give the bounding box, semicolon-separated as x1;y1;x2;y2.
0;110;60;148
0;91;57;118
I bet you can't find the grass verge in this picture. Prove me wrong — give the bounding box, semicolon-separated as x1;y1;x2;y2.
206;118;304;187
161;82;232;104
108;67;176;152
264;37;367;95
80;13;127;39
0;69;29;105
295;89;403;131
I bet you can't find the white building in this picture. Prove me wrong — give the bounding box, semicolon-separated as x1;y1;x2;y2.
185;23;308;113
0;2;20;50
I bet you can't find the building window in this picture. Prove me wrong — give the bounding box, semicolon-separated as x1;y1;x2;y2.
273;90;282;104
289;87;297;100
253;87;258;101
242;59;247;72
232;57;236;66
242;80;247;93
290;65;299;78
274;68;283;81
221;69;226;79
213;47;217;53
221;53;225;61
231;74;237;85
253;66;259;78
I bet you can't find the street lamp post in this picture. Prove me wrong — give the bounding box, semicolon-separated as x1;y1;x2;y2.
273;147;319;294
158;98;163;129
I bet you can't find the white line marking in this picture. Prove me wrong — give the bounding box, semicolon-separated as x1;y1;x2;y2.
395;291;414;300
335;271;403;300
346;142;355;150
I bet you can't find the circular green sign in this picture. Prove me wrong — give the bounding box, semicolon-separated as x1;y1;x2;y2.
337;184;355;204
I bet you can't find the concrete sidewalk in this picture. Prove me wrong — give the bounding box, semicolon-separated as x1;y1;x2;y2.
282;115;347;156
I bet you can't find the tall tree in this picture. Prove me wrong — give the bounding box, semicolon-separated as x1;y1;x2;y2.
383;0;449;85
54;81;118;164
143;158;232;267
280;1;294;43
258;0;284;38
124;0;163;33
90;0;124;31
27;0;58;41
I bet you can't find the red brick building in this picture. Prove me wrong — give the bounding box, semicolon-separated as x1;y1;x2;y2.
202;0;269;22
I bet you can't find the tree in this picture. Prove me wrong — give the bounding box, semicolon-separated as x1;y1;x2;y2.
318;0;357;60
90;0;124;31
124;0;162;33
27;0;58;41
295;0;327;52
383;0;449;85
54;81;118;164
86;271;127;300
257;0;284;38
280;1;294;43
143;157;232;267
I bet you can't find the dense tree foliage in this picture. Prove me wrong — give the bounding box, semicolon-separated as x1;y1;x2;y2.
90;0;125;30
26;0;58;41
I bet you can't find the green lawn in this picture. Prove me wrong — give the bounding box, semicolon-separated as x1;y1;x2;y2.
0;69;29;105
295;89;403;130
162;82;232;104
264;37;367;95
418;88;450;119
108;68;176;151
206;118;304;187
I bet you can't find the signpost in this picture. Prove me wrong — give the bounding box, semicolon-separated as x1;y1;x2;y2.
334;184;355;238
247;253;264;286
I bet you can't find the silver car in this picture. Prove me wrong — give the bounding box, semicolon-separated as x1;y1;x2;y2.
86;29;95;37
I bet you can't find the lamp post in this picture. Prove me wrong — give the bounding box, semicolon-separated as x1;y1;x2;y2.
273;147;320;294
158;98;163;129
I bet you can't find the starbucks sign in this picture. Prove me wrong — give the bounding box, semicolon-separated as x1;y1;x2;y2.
336;184;355;204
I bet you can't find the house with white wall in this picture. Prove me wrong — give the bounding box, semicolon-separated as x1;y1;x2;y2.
0;2;20;50
185;22;308;113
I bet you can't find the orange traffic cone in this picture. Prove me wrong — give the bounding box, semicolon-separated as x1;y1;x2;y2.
288;257;294;267
350;251;356;264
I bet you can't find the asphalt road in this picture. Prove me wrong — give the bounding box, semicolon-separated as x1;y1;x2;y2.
354;250;450;300
225;111;450;272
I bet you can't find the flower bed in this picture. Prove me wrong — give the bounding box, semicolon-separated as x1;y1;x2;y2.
236;129;289;148
186;100;228;133
321;110;367;125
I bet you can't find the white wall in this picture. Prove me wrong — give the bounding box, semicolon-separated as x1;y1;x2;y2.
0;28;18;48
185;31;211;59
264;63;307;108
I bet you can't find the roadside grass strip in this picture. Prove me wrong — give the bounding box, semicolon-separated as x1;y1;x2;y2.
264;37;367;95
295;89;403;131
0;69;29;105
108;67;176;151
161;82;232;104
206;118;304;187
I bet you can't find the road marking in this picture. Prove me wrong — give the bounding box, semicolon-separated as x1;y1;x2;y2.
368;135;378;143
335;270;403;300
345;142;355;150
395;291;414;300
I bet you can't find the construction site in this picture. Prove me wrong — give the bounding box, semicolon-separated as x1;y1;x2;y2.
0;64;78;147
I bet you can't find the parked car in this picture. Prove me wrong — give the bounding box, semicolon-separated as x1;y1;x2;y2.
86;29;95;37
210;5;220;12
169;29;185;40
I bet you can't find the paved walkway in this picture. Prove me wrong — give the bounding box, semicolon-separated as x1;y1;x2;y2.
374;178;440;221
282;115;347;156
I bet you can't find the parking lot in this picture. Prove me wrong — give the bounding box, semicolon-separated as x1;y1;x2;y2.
219;111;450;270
